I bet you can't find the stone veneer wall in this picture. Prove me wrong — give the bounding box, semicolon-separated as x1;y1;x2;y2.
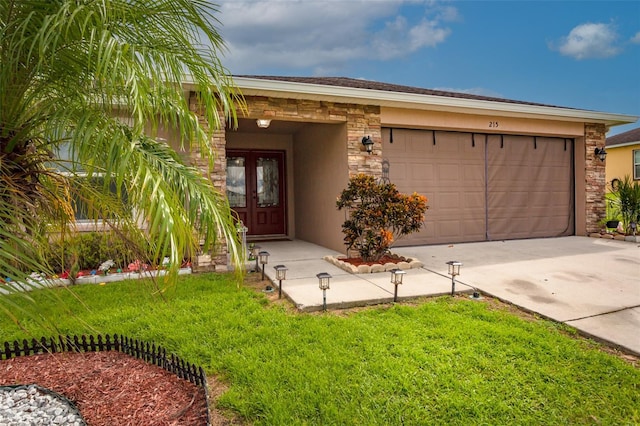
188;94;382;268
188;92;228;270
584;123;607;234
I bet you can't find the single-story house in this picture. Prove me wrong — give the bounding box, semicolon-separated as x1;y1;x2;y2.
178;76;637;268
605;126;640;188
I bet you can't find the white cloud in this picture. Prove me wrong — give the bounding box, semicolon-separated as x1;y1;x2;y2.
554;22;621;60
631;32;640;44
213;0;455;74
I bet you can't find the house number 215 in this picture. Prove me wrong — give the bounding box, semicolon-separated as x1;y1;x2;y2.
489;121;499;128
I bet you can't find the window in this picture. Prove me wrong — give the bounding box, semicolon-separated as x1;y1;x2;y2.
52;143;128;223
70;175;128;221
634;150;640;180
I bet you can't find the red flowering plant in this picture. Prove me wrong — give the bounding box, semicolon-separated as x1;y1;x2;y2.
336;174;428;262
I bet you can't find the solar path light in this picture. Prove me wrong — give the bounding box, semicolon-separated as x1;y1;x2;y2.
389;269;406;303
274;265;288;299
258;251;270;281
446;261;462;297
317;272;331;311
249;245;261;272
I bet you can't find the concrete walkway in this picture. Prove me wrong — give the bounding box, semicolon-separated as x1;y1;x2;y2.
256;236;640;356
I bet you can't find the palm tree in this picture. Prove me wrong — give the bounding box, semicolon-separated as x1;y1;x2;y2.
0;0;244;311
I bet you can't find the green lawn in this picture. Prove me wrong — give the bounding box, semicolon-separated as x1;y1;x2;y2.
1;274;638;425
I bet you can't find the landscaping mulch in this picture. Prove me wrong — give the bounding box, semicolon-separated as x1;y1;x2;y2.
0;351;236;425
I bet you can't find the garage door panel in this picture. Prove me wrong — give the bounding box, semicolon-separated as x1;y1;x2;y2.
487;135;573;241
382;128;573;246
384;129;485;245
410;162;435;181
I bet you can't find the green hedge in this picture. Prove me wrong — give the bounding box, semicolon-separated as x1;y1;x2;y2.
44;232;141;273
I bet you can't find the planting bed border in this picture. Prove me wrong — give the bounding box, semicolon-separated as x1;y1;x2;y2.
324;254;423;274
1;334;211;425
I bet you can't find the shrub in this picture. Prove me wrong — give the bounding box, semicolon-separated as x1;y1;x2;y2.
45;232;143;273
336;174;428;261
610;175;640;234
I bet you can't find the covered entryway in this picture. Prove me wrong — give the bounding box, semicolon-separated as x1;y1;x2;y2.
383;128;574;245
226;149;287;237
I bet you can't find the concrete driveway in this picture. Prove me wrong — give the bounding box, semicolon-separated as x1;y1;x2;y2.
393;236;640;355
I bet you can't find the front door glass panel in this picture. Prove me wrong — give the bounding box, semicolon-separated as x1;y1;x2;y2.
257;157;280;207
226;157;246;208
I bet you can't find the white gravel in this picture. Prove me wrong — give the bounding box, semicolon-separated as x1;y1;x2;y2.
0;384;86;426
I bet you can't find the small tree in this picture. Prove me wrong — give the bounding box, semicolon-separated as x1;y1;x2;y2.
336;174;428;261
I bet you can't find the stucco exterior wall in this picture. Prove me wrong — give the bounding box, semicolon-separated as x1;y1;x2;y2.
381;107;585;136
293;123;348;252
606;144;640;188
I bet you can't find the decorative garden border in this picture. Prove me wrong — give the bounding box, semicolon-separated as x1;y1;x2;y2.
1;334;211;426
323;254;423;274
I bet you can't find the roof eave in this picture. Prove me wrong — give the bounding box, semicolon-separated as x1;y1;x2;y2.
607;141;640;148
231;76;638;128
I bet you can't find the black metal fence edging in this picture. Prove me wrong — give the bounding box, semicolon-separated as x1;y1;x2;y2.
1;334;211;426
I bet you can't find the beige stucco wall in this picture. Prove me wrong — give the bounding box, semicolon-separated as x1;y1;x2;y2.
381;107;585;136
606;144;640;189
293;123;349;252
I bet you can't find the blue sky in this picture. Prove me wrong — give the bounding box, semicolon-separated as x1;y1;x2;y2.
214;1;640;136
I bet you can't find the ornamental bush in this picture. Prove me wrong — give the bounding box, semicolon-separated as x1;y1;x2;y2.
610;175;640;234
336;174;428;262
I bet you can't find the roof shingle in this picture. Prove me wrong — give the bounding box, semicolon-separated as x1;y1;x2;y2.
237;75;573;110
606;127;640;146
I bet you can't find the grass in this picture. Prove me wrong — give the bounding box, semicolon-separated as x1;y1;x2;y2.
1;273;638;425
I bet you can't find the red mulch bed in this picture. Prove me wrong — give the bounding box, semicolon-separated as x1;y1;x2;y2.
339;254;407;267
0;351;209;425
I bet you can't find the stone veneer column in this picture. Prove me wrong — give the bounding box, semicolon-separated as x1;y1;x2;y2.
346;104;382;178
584;123;607;234
188;91;228;271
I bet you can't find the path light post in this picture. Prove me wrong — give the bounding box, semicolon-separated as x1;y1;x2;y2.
258;251;270;281
236;223;248;261
390;269;406;303
274;265;288;299
250;245;261;272
317;272;331;311
446;261;462;297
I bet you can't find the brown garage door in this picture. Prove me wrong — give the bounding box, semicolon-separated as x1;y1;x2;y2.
382;129;574;246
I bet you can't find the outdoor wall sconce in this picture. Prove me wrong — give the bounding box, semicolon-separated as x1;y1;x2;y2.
361;136;374;154
256;118;271;128
317;272;332;311
446;260;463;297
389;269;406;303
274;265;288;299
250;245;261;273
594;147;607;162
258;251;270;280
